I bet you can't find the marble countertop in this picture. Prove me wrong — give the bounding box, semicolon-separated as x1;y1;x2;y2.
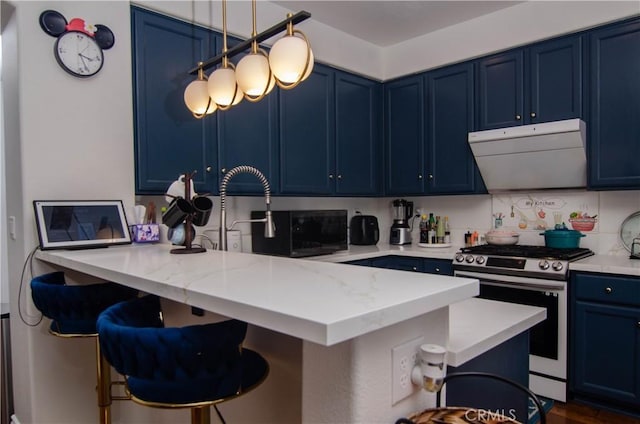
448;298;546;367
569;254;640;276
35;244;478;346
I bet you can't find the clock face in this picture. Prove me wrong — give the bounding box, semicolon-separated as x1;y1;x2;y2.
54;31;104;77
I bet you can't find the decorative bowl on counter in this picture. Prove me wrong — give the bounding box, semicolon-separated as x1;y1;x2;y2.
569;217;597;231
485;230;519;245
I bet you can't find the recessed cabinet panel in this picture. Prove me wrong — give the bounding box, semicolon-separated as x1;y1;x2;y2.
335;72;381;195
217;94;278;194
279;64;335;194
132;7;217;194
384;76;425;195
478;51;524;130
588;19;640;189
427;63;480;194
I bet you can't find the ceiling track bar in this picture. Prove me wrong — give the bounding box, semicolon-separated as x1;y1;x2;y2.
188;10;311;75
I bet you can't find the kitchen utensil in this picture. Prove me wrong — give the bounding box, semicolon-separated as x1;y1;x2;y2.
191;196;213;227
619;211;640;253
540;226;585;248
485;230;519;245
162;197;194;229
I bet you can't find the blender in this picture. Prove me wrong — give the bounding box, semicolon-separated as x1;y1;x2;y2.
390;199;413;245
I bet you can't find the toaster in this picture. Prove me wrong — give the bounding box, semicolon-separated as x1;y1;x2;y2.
350;215;379;245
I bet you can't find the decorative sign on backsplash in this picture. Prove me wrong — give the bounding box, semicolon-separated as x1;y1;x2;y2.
492;192;599;232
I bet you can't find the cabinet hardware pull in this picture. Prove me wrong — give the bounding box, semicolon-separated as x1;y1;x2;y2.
516;114;521;120
412;267;417;271
605;287;612;294
329;174;334;179
435;267;440;272
530;112;536;118
337;174;342;180
221;168;226;174
428;174;433;180
637;322;640;328
418;174;423;179
206;166;212;172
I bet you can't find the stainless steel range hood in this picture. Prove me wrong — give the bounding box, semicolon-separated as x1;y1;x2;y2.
468;119;587;192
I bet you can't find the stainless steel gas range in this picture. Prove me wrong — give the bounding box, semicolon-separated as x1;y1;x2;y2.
452;244;594;402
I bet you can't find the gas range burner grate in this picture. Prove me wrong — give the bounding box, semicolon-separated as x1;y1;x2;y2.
459;244;594;261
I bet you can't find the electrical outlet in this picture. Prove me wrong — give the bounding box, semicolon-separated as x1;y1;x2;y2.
392;336;423;404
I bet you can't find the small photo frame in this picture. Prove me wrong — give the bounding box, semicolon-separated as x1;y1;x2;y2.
33;200;132;250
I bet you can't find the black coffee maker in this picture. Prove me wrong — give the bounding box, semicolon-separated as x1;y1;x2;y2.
390;199;413;245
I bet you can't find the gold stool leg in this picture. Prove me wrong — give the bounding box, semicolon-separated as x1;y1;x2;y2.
95;337;112;424
191;406;211;424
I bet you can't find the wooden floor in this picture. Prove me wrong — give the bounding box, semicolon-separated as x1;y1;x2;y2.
546;401;640;424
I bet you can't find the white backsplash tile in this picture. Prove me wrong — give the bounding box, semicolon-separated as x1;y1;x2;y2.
137;189;639;256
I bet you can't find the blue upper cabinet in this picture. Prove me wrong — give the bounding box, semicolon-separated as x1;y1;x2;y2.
334;71;382;195
279;64;335;195
529;36;583;123
131;7;218;195
588;18;640;190
478;50;524;130
384;75;425;195
478;35;583;130
426;63;485;194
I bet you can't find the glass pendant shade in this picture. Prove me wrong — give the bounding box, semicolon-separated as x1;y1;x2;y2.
236;51;276;97
208;66;242;107
269;33;314;84
184;79;216;116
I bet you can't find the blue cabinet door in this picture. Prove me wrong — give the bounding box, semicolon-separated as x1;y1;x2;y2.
384;75;425;195
421;258;453;276
426;63;484;194
477;50;524;130
572;300;640;407
279;64;335;194
217;92;279;194
335;71;382;195
131;7;218;195
588;18;640;189
529;35;584;124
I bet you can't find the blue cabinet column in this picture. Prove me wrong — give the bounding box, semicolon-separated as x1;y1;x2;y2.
131;7;218;195
335;71;382;195
426;63;484;194
278;64;335;194
477;50;524;130
384;75;425;195
588;18;640;189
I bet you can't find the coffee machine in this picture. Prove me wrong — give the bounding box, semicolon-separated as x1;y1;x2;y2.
390;199;413;245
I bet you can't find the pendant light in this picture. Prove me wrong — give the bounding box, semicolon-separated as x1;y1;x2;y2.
184;64;217;118
236;0;275;101
268;13;314;89
207;0;242;110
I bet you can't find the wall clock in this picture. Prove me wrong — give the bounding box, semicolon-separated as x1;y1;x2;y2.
39;10;115;78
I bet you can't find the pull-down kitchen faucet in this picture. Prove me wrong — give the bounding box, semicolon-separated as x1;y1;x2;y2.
218;165;275;251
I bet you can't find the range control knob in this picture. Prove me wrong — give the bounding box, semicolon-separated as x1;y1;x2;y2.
475;256;486;265
538;260;550;270
552;261;564;271
465;255;475;264
455;254;465;263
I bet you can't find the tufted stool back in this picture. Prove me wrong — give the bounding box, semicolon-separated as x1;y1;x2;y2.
30;271;139;335
97;295;268;407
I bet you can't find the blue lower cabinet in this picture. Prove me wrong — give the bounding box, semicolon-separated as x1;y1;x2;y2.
349;255;453;276
570;272;640;413
446;332;530;424
422;259;453;276
344;258;372;267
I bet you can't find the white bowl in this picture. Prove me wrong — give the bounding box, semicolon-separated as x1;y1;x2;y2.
485;230;519;245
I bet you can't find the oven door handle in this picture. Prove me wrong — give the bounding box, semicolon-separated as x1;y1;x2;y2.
454;270;565;291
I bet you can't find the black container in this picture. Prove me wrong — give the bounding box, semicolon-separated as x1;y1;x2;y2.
350;215;379;246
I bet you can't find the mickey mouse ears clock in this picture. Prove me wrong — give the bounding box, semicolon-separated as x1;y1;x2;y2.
39;10;115;78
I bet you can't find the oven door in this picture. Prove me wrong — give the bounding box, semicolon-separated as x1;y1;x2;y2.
453;270;567;382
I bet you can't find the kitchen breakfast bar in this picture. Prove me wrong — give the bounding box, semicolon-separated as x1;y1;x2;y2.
34;244;544;423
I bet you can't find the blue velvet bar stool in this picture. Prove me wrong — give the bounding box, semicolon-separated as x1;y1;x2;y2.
96;294;269;424
30;271;139;424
